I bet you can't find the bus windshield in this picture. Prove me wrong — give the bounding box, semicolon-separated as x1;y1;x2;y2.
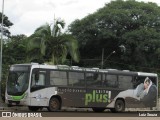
7;67;30;96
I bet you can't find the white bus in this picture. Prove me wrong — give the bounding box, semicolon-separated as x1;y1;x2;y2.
5;63;158;112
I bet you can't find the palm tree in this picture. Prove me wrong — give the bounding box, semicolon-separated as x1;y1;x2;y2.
27;19;79;64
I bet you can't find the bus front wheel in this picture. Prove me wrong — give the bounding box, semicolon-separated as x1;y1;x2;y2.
47;97;61;111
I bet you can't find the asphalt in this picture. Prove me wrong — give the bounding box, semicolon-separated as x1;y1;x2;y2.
0;97;7;110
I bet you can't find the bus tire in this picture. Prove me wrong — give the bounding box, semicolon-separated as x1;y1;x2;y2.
28;106;40;111
92;107;105;112
113;99;125;112
47;97;61;111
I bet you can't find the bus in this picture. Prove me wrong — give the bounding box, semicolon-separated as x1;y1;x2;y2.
5;63;158;112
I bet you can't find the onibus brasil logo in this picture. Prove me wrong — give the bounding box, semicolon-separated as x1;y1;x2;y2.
85;90;111;106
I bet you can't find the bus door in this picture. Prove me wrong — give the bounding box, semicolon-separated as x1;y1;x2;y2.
30;69;48;106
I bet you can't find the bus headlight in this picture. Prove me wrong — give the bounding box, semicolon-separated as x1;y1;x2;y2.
23;93;28;99
6;95;12;100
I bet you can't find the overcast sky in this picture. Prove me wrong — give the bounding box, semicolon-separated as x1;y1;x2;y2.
1;0;160;36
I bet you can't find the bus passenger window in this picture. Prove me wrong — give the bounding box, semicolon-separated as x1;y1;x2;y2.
86;73;101;87
102;74;108;87
50;71;67;86
106;75;118;88
118;76;133;89
38;74;45;85
31;73;45;86
69;72;84;86
132;77;141;88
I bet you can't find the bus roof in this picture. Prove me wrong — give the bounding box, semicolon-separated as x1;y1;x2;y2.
138;72;157;77
10;63;158;77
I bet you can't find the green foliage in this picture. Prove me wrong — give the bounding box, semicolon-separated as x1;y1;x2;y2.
1;34;27;101
0;12;13;37
3;35;28;75
4;34;28;64
0;12;13;100
69;0;160;72
27;19;79;64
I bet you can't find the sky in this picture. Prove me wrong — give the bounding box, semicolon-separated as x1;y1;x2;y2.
1;0;160;36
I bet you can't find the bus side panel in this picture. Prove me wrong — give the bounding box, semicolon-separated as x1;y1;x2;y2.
29;87;57;107
85;88;116;108
57;87;123;108
57;87;86;107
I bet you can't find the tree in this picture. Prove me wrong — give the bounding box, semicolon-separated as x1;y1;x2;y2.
1;34;27;101
2;34;27;84
69;0;160;71
4;34;28;64
0;13;13;101
0;12;13;37
27;19;79;64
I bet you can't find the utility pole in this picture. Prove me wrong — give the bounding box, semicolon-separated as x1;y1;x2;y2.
101;48;104;69
0;0;4;100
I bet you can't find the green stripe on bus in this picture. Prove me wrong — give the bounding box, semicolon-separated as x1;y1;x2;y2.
12;93;26;101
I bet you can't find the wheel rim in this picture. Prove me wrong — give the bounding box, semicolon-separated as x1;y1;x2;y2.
50;100;58;110
117;103;122;111
116;100;124;112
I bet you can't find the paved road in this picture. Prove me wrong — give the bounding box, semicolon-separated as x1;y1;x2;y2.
0;110;159;117
0;104;160;117
0;98;5;109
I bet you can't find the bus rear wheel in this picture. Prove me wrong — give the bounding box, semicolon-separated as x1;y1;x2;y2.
111;100;125;113
115;100;125;112
48;97;61;111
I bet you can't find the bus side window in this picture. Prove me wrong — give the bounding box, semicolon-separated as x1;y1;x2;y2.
68;72;84;86
31;71;38;86
118;75;133;89
106;75;118;88
132;77;140;88
50;71;67;86
86;72;101;87
133;76;145;89
38;74;45;85
31;72;45;86
102;74;108;87
91;73;101;87
149;77;157;86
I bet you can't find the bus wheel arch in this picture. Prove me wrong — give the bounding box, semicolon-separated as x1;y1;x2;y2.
47;95;62;111
111;98;125;113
